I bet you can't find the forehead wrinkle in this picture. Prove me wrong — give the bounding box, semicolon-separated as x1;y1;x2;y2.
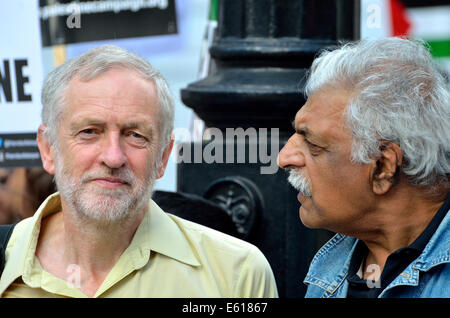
294;107;326;142
65;70;158;114
63;69;162;143
295;107;349;149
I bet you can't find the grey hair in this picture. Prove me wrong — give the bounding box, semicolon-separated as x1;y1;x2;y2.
41;45;174;153
305;37;449;188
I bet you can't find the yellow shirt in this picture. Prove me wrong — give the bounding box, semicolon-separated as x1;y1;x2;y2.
0;193;278;298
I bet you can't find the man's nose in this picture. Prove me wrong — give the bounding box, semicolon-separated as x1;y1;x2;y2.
100;133;127;169
277;135;305;170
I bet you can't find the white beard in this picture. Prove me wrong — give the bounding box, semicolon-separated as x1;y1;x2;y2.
287;168;312;198
53;153;156;224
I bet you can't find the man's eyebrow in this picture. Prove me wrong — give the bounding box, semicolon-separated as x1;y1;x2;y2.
126;122;156;138
292;122;328;146
122;121;148;130
291;122;312;138
70;118;104;131
297;127;311;137
70;119;154;136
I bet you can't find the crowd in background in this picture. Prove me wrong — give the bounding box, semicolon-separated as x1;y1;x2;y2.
0;168;56;224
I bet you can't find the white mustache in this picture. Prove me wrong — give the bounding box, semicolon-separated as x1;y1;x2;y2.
287;169;312;197
81;168;136;187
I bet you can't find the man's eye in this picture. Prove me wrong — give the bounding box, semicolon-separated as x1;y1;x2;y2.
304;139;315;147
126;131;148;146
126;131;145;140
130;132;143;139
78;129;98;138
0;175;8;184
304;138;322;155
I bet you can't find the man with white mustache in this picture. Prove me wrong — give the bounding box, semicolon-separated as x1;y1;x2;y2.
287;169;312;199
278;37;449;298
0;45;278;298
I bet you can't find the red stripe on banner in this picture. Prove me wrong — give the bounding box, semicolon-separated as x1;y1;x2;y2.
389;0;412;36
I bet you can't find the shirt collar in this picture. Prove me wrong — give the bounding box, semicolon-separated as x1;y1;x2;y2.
136;199;200;267
41;193;201;267
0;192;200;295
38;193;200;267
0;193;60;295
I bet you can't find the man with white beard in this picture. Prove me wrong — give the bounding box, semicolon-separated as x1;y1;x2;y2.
0;45;277;298
277;37;449;298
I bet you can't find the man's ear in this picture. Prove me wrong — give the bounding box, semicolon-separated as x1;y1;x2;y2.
37;125;56;175
371;141;403;195
155;135;174;179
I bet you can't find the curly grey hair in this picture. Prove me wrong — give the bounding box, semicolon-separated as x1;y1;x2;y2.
305;37;449;188
41;45;174;154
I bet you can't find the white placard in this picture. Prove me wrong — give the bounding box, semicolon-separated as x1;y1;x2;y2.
0;0;44;134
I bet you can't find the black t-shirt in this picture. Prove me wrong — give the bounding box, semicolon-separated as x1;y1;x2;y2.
346;195;450;298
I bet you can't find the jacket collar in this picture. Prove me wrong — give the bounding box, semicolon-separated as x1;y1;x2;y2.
379;210;450;296
303;234;358;296
411;209;450;271
304;206;450;296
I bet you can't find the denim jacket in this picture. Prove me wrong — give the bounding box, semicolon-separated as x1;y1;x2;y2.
304;209;450;298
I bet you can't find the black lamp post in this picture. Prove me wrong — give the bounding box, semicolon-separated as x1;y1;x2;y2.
179;0;359;297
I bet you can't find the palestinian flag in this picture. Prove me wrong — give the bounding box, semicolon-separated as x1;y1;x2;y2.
361;0;450;82
407;2;450;80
